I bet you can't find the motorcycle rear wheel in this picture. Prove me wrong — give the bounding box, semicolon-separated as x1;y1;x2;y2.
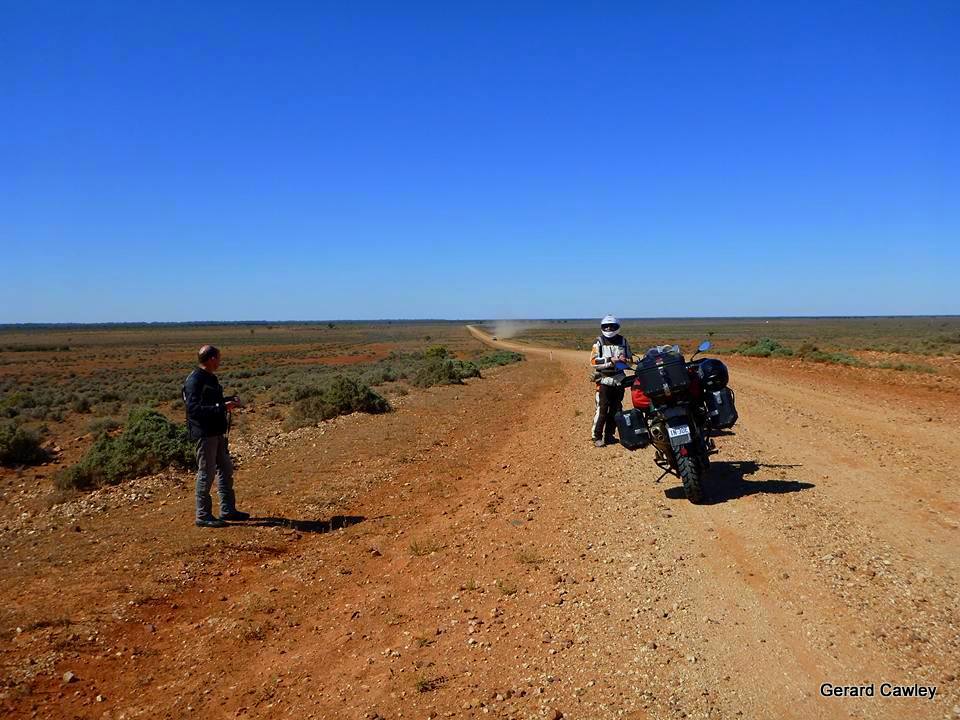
677;453;706;504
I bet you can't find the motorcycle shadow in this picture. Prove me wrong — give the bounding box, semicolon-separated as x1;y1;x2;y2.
664;460;813;504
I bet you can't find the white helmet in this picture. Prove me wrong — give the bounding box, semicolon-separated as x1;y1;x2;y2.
600;314;620;339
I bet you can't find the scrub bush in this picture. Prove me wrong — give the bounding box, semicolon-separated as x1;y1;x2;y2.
452;359;481;380
0;392;34;418
70;396;92;413
412;357;468;387
55;407;193;490
796;343;864;367
284;376;390;430
0;422;48;466
87;417;121;434
735;338;794;358
360;366;399;386
475;350;524;368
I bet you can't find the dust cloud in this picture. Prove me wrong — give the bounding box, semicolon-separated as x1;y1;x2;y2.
490;320;541;339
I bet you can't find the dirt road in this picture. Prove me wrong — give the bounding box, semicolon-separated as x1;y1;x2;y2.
2;327;958;719
465;326;960;719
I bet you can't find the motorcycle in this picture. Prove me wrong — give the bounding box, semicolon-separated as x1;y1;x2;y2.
613;341;738;503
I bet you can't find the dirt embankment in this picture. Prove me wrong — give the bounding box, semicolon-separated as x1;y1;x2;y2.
2;327;958;719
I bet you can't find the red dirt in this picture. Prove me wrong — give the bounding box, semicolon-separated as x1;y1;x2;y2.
1;327;958;719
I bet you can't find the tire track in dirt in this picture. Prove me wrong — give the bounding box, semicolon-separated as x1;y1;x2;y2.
4;327;957;719
469;326;959;719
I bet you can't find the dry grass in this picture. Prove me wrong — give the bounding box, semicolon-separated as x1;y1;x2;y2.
515;547;543;565
462;578;478;591
414;675;445;693
409;538;442;557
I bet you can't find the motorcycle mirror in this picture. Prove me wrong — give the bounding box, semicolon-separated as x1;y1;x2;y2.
698;340;712;352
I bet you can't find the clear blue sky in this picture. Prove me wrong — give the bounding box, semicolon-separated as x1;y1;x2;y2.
2;1;957;322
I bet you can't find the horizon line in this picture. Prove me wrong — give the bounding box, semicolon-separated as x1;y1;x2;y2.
2;313;959;329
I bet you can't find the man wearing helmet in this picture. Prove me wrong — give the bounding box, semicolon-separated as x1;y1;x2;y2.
590;315;633;447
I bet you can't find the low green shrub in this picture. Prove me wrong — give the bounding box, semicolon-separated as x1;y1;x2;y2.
360;366;399;386
453;359;481;380
87;417;121;434
475;350;524;368
0;391;34;418
284;376;390;430
816;352;861;366
796;343;863;367
796;342;818;359
70;396;92;414
55;407;193;490
357;346;491;390
413;357;467;387
95;400;123;416
0;422;48;466
735;338;794;358
22;407;51;421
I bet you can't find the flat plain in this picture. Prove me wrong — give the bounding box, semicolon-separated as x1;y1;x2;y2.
1;318;958;719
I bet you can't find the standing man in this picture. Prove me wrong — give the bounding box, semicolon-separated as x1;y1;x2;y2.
183;345;249;528
590;315;633;447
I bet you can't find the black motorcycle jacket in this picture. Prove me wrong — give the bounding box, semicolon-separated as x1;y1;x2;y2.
183;367;228;439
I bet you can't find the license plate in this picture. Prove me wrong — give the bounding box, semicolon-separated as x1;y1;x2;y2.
668;425;690;440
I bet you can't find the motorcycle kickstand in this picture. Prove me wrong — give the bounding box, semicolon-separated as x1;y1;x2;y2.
654;468;671;484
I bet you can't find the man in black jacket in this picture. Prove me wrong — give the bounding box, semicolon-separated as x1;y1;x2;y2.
183;345;249;528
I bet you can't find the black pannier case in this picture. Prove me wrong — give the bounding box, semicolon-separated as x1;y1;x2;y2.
636;351;690;401
615;409;650;449
705;387;738;429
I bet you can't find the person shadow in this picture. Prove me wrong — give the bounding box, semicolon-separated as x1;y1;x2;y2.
241;515;366;533
664;460;813;504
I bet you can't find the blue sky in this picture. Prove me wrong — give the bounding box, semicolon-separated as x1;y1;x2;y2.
1;1;957;322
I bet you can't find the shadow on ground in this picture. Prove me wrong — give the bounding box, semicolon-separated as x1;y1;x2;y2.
664;460;814;504
243;515;366;533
